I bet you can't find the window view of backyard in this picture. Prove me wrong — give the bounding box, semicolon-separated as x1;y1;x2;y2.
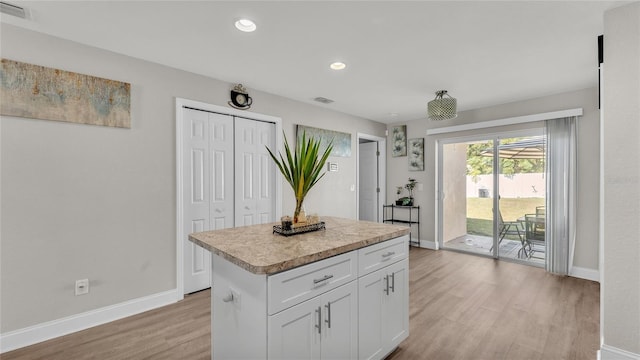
441;135;547;265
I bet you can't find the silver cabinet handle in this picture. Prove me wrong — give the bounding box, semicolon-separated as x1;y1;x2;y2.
222;293;234;302
325;302;331;329
390;272;395;293
381;251;395;259
313;274;333;284
384;275;390;295
315;306;322;334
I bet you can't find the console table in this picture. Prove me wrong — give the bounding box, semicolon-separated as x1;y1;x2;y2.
383;205;420;246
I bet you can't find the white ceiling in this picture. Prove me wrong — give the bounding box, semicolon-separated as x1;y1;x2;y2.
0;1;624;124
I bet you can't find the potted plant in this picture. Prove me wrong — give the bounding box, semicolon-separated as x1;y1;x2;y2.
405;178;417;202
396;178;418;206
266;131;333;224
395;186;404;206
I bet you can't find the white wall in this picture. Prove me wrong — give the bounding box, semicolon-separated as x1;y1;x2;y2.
0;24;385;334
601;2;640;358
387;87;601;271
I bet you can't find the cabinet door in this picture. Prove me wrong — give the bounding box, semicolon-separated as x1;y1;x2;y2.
382;258;409;350
358;270;385;360
321;281;358;360
269;298;321;360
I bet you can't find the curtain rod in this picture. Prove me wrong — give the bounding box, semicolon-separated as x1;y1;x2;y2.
426;108;583;136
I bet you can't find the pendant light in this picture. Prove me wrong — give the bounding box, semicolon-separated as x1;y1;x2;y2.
428;90;457;121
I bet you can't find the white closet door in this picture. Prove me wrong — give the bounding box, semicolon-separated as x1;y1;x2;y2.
209;113;235;230
255;120;276;224
234;117;276;226
183;108;212;293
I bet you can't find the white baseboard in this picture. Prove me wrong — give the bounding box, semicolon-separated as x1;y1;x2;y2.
0;289;178;353
599;344;640;360
417;240;437;250
569;266;600;282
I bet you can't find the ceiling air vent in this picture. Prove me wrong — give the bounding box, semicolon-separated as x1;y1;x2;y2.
0;2;27;19
314;97;334;104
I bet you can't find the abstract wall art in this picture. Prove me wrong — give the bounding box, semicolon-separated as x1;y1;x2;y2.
296;125;351;157
0;59;131;128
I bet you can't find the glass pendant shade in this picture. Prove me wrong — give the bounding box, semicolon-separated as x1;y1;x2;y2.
428;90;457;121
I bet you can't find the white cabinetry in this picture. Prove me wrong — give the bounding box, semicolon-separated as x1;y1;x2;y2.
358;238;409;360
268;280;358;360
268;251;358;359
210;234;409;360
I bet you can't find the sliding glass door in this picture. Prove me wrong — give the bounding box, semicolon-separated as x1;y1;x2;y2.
438;130;546;265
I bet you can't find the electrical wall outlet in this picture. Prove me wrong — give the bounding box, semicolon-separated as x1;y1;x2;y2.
75;279;89;296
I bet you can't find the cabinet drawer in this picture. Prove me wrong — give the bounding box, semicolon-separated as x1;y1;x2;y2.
268;251;357;315
358;235;408;276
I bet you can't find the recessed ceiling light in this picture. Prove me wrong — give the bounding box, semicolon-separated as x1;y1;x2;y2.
235;19;256;32
330;62;346;70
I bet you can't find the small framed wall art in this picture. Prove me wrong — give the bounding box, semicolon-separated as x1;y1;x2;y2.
391;125;407;157
408;138;424;171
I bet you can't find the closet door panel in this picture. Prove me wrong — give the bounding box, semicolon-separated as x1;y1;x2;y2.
183;108;212;294
209;113;234;230
235;119;256;226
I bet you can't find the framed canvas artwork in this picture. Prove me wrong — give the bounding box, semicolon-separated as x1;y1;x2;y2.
391;125;407;157
408;138;424;171
296;125;351;157
0;59;131;128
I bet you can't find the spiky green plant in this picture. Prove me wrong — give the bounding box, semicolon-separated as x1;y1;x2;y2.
266;131;333;222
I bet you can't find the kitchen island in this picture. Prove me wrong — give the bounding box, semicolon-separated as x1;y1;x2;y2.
189;216;411;360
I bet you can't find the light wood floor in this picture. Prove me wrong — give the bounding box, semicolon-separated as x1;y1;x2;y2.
2;248;599;360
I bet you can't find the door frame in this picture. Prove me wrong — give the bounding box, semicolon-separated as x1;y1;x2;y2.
175;97;282;300
356;133;386;223
435;128;543;258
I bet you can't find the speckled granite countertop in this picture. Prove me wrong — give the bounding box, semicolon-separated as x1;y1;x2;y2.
188;216;410;275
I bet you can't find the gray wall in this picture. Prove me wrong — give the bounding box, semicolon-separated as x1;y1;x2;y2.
602;2;640;355
0;24;385;333
387;87;601;271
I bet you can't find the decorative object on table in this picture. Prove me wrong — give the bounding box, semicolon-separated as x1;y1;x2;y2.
273;221;326;237
391;125;407;157
395;186;404;205
266;130;333;224
228;83;252;109
397;178;418;206
280;216;293;231
427;90;457;121
408;138;424;171
0;58;131;128
296;125;351;157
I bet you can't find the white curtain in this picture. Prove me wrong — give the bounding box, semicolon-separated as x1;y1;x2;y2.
545;117;577;275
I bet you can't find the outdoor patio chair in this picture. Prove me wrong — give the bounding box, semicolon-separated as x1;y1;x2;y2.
490;211;527;257
533;206;546;237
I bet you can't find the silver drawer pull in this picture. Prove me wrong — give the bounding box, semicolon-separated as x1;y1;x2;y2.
381;251;395;259
390;272;395;293
325;302;332;328
313;274;334;284
315;306;322;334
